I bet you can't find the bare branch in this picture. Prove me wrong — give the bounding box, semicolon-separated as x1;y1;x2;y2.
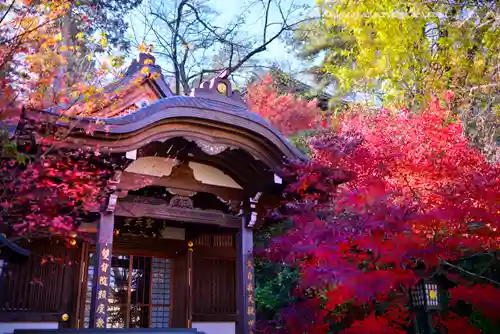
263;0;272;42
0;0;15;26
1;16;61;45
440;258;500;286
183;3;247;49
136;0;312;92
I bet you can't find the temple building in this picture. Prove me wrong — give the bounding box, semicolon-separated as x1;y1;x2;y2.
0;54;305;334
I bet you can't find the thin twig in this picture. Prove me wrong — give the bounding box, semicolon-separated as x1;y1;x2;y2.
0;0;15;26
440;258;500;286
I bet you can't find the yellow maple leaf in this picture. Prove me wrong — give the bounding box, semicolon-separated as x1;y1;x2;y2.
150;72;161;80
138;43;147;53
99;36;108;48
76;32;85;42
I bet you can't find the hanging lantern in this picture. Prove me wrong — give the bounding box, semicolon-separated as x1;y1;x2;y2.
411;279;441;311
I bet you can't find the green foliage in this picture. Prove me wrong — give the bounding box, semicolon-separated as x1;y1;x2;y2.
304;0;499;107
451;252;500;332
255;220;299;321
469;310;500;333
289;129;318;156
255;261;299;317
72;0;144;51
0;129;27;165
293;0;499;160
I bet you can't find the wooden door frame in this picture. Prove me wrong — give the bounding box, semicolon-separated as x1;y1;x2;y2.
74;241;89;328
77;244;175;329
76;241;91;328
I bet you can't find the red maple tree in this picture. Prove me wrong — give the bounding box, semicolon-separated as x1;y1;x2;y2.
263;96;500;332
246;73;321;137
0;1;118;242
0;137;110;240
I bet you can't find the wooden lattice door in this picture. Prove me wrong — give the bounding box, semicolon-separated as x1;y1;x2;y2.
81;251;173;328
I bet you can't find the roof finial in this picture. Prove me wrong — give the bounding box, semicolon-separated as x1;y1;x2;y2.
190;69;246;108
139;52;155;65
217;69;230;80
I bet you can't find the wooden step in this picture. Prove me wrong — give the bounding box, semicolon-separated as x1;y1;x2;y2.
14;329;205;334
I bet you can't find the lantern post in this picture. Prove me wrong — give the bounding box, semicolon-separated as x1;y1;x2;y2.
410;279;442;334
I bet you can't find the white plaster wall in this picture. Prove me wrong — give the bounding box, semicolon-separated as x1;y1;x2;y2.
0;322;58;334
192;321;236;334
125;156;177;177
125;157;242;189
189;162;242;189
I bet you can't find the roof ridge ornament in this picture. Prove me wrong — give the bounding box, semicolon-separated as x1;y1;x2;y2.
195;139;229;155
190;70;247;108
124;52;160;77
120;52;173;97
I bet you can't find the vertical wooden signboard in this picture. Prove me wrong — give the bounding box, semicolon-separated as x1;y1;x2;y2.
237;216;256;334
246;256;256;333
89;212;114;328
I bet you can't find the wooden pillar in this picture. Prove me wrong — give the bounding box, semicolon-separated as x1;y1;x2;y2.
171;254;187;327
89;211;114;328
187;240;194;328
237;216;255;334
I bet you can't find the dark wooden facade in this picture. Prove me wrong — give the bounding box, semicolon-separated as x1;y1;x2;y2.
0;227;238;328
0;238;81;325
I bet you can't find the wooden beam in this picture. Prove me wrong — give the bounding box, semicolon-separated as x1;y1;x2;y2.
115;196;240;229
192;313;237;322
119;170;245;201
187;241;194;328
0;312;63;322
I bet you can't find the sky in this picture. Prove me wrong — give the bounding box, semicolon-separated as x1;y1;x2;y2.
125;0;317;85
210;0;309;69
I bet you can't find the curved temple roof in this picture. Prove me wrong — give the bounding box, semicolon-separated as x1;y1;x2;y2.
0;233;30;261
37;68;306;172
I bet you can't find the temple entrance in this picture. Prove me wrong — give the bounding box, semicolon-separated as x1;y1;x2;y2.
82;253;172;329
2;54;303;334
77;217;238;331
